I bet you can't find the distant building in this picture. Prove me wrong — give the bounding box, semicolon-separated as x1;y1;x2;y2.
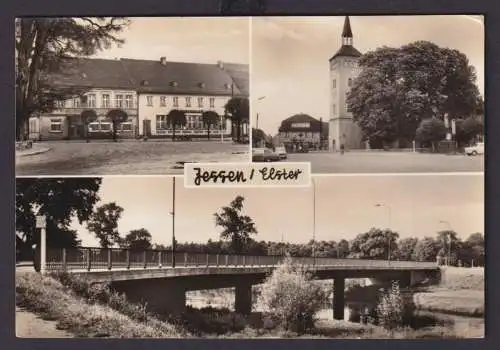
28;58;139;141
328;16;364;151
276;114;328;151
28;57;249;141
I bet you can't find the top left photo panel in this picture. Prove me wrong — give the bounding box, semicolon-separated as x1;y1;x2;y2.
15;17;250;176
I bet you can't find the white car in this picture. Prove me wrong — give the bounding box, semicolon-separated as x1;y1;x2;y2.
464;142;484;156
274;146;287;160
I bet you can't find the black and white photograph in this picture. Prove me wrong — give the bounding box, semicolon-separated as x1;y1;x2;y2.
16;174;484;339
15;17;250;176
251;16;484;173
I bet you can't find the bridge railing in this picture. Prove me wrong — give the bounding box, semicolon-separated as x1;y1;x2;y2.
45;247;438;272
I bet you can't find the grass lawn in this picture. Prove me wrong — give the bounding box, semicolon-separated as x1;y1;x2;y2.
413;267;484;317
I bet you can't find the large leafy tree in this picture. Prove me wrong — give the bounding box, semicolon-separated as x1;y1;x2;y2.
225;97;249;142
86;202;124;248
349;228;399;260
201;110;220;140
214;195;257;253
106;109;128;142
346;41;481;148
252;128;267;148
394;237;419;261
415;117;447;151
166;109;187;141
120;228;152;251
455;116;484;147
412;236;440;262
80;109;98;141
15;178;102;252
15;17;130;140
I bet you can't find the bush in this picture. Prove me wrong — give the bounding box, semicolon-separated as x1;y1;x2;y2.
258;257;328;334
376;281;415;330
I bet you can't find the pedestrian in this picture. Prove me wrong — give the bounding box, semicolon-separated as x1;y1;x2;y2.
340;144;345;155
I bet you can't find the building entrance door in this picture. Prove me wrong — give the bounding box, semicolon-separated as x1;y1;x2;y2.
143;119;152;137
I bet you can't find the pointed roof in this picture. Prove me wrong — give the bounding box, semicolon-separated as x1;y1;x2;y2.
329;16;362;61
342;16;353;38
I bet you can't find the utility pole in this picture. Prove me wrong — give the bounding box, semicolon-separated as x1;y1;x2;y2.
171;177;176;268
312;177;316;266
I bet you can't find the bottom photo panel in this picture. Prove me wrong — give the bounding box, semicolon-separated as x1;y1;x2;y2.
16;174;484;339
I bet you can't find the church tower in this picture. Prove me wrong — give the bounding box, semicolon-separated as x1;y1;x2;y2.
328;16;364;152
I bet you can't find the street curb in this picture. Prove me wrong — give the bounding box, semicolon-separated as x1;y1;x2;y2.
16;147;51;157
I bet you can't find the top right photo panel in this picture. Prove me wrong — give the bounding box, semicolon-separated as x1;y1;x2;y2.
251;15;484;174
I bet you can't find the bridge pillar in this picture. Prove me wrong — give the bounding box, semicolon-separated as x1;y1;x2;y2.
333;277;345;320
235;283;252;315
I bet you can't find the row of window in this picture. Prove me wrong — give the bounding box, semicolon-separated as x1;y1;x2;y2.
56;94;136;109
49;119;133;133
331;78;354;89
155;114;224;130
331;104;352;114
280;131;319;139
146;96;216;108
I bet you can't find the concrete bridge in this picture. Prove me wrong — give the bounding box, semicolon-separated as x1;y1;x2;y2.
45;247;441;320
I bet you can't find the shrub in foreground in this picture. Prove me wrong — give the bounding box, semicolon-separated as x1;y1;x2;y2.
376;281;415;330
258;257;328;334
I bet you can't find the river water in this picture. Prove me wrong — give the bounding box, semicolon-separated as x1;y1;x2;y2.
186;284;484;338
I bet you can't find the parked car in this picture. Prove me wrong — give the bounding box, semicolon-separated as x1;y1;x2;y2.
252;148;281;162
274;146;287;160
464;142;484;156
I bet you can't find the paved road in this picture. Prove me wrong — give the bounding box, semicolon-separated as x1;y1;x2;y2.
285;152;483;174
16;141;250;176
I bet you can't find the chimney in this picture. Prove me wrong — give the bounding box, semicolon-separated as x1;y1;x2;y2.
217;60;224;69
160;57;167;65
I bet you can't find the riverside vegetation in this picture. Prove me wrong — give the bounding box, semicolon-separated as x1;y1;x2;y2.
16;260;484;339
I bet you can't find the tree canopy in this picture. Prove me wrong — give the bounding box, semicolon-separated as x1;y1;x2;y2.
346;41;481;148
16;178;102;250
201;110;220;140
15;17;130;139
167;109;187;140
349;228;399;260
214;195;257;253
86;202;124;248
120;228;153;251
224;97;249;142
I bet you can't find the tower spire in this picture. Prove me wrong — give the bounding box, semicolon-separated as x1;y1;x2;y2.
342;16;353;46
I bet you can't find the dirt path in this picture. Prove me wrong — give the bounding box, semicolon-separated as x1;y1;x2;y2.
16;306;73;338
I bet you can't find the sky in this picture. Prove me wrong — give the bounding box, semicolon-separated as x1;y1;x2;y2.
252;15;485;135
73;174;484;247
92;17;250;64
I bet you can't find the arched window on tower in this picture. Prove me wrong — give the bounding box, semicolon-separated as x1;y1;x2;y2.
348;78;353;87
332;79;337;89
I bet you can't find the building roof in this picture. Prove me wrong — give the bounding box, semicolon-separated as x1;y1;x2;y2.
121;58;245;96
45;58;135;90
221;62;249;97
46;57;249;97
278;113;327;133
342;16;353;38
330;45;363;60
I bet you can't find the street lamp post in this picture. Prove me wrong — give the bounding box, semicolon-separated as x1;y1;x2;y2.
375;203;392;261
171;177;176;268
312;177;316;266
256;96;266;147
439;220;452;266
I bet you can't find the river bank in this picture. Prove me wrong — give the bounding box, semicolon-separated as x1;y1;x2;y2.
15;267;484;339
